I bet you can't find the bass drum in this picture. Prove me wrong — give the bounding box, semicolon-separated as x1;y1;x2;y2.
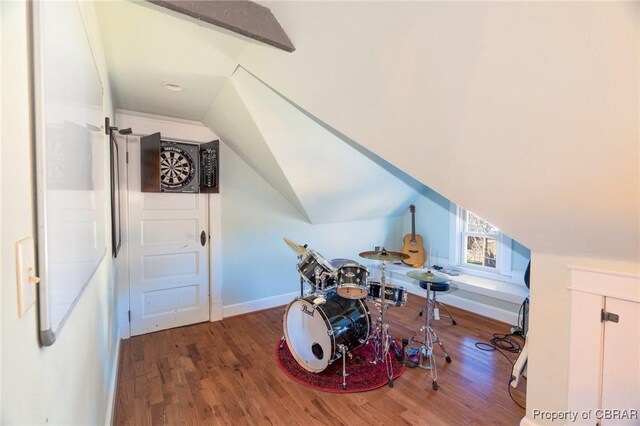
283;289;370;373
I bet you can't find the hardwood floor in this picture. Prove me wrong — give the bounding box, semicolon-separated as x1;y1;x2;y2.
114;295;526;425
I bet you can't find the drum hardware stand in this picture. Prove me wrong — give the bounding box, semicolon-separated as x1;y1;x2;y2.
409;280;452;390
338;344;349;389
365;259;400;387
299;271;305;297
313;269;335;295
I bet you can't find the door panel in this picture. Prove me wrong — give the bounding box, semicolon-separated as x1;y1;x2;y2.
128;138;209;336
601;297;640;425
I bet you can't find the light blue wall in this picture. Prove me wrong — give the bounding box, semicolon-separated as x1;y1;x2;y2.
511;240;531;272
220;144;404;305
399;187;451;260
401;187;531;272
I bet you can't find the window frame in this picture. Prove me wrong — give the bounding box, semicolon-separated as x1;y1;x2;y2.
449;203;512;279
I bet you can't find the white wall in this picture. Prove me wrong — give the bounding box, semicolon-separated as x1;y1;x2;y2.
235;2;639;422
525;254;639;424
220;142;404;308
1;2;119;424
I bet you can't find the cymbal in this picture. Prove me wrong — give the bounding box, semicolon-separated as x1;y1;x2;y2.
406;270;450;283
359;249;409;261
283;237;309;256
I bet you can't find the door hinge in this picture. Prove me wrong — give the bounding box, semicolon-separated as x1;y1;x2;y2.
601;309;619;323
126;151;129;163
128;310;131;322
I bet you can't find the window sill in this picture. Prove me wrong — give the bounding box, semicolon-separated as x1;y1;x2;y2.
373;262;529;305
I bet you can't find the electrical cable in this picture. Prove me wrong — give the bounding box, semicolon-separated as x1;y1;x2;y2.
475;329;527;409
507;379;526;410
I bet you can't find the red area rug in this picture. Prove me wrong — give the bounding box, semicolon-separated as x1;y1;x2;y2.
275;340;405;393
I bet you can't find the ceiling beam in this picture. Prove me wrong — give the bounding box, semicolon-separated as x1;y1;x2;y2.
148;0;295;52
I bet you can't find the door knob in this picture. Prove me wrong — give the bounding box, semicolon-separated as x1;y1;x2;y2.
200;230;207;246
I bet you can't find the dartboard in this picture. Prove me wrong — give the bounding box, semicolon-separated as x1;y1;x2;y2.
160;145;195;190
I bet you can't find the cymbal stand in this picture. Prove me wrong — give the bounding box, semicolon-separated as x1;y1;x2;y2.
367;259;398;387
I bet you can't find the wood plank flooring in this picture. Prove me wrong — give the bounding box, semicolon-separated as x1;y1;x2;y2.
115;295;526;425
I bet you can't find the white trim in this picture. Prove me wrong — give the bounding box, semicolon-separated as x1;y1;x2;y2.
209;194;223;321
568;265;640;303
382;263;528;303
450;202;518;282
520;416;542;426
104;337;122;426
210;299;223;322
389;278;521;325
448;202;461;266
223;291;299;318
499;233;512;276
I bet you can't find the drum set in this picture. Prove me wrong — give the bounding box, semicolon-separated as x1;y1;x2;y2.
281;238;411;389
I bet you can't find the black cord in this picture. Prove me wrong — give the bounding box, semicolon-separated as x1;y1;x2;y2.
475;332;526;409
507;379;526;410
475;333;524;365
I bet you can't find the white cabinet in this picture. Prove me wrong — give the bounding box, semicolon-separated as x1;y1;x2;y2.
567;267;640;425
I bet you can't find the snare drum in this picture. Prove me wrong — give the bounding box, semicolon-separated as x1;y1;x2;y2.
297;250;336;288
331;259;369;300
368;281;408;307
283;289;370;372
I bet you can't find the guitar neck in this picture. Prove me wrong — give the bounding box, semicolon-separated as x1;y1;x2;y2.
411;208;416;242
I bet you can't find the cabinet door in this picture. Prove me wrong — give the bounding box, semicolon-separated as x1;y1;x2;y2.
601;297;640;425
567;291;605;417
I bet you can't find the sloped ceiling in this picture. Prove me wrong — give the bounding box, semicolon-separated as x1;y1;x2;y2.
97;0;424;224
238;1;639;262
200;75;309;218
202;67;424;223
95;0;248;120
96;1;639;261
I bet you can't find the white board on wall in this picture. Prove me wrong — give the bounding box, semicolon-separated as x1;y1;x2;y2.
32;1;106;345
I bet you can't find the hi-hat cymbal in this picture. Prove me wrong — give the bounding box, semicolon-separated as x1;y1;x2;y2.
406;270;450;283
359;249;409;261
283;237;309;256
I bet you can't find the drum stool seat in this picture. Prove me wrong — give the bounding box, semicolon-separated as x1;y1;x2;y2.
418;281;457;326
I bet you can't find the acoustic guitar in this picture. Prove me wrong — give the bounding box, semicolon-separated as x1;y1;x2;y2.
400;205;427;268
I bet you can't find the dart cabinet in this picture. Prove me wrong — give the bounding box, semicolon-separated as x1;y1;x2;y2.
140;132;219;194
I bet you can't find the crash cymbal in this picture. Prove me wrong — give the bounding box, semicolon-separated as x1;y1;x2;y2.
359;248;410;261
406;270;450;283
283;237;309;256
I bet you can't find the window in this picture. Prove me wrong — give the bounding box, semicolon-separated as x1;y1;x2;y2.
463;210;499;269
449;204;512;278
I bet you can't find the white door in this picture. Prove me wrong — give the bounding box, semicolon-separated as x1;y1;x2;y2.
128;138;209;336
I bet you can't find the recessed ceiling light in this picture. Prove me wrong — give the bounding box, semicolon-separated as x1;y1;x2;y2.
161;82;184;92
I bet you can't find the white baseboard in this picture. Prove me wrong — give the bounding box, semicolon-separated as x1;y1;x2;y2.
222;291;298;318
118;319;130;340
221;286;518;325
438;293;519;325
399;281;519;325
210;298;223;321
104;336;122;426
